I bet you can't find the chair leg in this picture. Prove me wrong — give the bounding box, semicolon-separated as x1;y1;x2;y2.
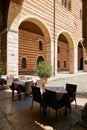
55;109;57;122
75;99;77;109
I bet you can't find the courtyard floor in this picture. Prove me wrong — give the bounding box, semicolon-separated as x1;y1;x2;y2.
0;71;87;130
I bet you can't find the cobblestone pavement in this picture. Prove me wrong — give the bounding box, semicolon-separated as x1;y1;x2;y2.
0;72;87;130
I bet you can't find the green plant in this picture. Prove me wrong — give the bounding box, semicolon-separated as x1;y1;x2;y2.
0;66;5;76
36;61;53;78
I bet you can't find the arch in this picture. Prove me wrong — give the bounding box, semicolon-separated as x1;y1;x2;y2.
57;31;74;48
18;17;52;75
57;31;74;73
77;38;84;48
9;15;51;75
78;40;83;70
10;15;51;43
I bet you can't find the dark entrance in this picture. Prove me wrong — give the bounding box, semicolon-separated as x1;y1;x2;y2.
37;56;44;64
80;57;83;70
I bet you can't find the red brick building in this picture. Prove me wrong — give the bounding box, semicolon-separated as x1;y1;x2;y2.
0;0;85;76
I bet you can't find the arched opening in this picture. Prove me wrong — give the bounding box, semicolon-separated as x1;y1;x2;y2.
78;42;83;70
18;19;51;75
57;34;69;72
37;56;44;64
57;32;74;73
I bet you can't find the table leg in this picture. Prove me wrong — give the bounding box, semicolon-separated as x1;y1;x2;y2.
18;85;21;100
12;89;14;100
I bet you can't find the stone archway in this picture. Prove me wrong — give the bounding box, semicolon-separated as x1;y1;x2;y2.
7;12;51;75
57;31;75;73
18;18;51;75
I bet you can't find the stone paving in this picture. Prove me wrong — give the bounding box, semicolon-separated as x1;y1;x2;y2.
0;72;87;130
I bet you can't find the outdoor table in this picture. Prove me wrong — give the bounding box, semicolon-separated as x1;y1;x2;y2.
0;77;7;89
45;86;71;112
11;80;33;100
45;86;67;100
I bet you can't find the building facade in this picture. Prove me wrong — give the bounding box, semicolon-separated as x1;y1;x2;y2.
0;0;85;76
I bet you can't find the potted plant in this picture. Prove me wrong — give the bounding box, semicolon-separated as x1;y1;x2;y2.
36;61;53;88
0;66;5;77
0;66;5;89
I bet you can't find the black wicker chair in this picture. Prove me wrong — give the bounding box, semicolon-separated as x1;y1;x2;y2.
66;83;77;108
45;89;68;121
31;86;42;110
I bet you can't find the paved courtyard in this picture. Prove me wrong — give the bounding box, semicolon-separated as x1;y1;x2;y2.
0;72;87;130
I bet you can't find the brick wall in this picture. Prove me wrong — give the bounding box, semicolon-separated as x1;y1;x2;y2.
6;0;82;75
57;41;69;71
19;29;47;74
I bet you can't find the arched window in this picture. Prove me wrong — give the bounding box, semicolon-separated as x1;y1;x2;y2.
37;56;44;64
61;0;72;11
22;57;26;68
68;0;72;11
39;40;43;50
65;0;68;8
62;0;64;5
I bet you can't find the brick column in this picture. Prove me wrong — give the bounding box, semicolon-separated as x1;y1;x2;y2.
69;47;74;73
7;29;18;76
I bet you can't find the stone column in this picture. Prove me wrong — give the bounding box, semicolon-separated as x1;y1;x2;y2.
50;40;55;76
54;40;57;76
69;44;77;74
0;29;7;71
7;29;18;76
74;45;78;73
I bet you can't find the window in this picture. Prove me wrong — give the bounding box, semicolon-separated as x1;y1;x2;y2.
64;61;66;68
58;60;60;68
39;40;43;50
65;0;67;8
68;0;71;11
61;0;72;11
58;46;60;53
37;56;44;64
22;57;26;68
62;0;64;5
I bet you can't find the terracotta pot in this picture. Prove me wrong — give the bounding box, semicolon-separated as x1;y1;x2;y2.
40;77;48;89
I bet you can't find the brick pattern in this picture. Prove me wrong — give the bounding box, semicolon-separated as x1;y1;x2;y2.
57;41;69;71
19;29;47;74
1;0;83;75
